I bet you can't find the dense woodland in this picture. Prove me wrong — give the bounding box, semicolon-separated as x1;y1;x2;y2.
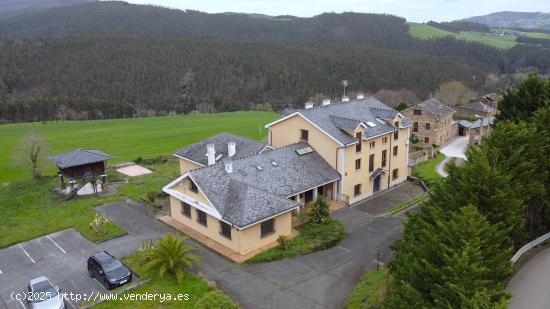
1;2;550;122
0;34;492;122
516;35;550;48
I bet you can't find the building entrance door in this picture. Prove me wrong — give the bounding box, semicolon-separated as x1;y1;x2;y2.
373;175;381;193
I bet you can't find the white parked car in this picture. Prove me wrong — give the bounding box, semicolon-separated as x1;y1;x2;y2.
27;276;65;309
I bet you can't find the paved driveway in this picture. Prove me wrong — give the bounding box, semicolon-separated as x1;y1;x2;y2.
440;136;468;159
102;202;405;309
507;247;550;309
1;201;405;309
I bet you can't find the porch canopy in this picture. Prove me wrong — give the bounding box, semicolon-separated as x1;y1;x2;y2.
369;168;385;180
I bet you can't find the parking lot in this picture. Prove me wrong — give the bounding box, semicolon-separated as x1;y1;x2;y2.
0;229;120;309
0;202;170;309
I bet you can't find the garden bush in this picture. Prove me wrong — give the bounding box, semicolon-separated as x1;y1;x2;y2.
195;290;238;309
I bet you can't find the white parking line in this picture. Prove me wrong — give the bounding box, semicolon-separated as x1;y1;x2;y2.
0;269;3;275
46;235;66;254
18;244;35;264
18;299;26;308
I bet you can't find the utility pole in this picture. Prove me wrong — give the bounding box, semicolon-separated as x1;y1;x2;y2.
342;80;349;97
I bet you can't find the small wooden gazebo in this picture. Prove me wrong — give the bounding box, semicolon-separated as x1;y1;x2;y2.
48;149;113;198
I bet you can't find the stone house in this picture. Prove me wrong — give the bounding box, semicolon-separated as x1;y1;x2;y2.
402;98;457;146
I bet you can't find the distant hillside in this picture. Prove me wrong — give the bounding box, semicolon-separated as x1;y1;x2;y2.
1;2;550;123
0;0;93;18
462;11;550;30
0;1;411;47
0;1;544;71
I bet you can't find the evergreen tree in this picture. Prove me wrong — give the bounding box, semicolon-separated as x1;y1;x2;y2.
482;120;549;238
497;74;550;123
385;205;511;308
436;146;524;245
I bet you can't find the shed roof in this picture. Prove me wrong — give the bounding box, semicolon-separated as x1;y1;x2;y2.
48;149;113;169
460;101;494;113
458;117;495;129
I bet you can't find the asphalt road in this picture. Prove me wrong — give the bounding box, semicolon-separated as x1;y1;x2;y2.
0;196;408;309
508;247;550;309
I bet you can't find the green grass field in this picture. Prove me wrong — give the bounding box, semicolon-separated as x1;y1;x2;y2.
407;22;455;39
407;23;518;49
0;112;278;183
521;32;550;40
0;112;277;248
413;153;446;183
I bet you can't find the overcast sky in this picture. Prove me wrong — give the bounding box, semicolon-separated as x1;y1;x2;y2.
126;0;548;22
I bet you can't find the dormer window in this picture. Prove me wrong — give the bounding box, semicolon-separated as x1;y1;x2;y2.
300;129;309;141
394;121;400;127
413;109;422;115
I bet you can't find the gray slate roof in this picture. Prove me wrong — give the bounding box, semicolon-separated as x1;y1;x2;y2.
460;101;494;113
174;133;266;166
48;149;113;169
287;97;412;145
188;142;340;228
415;98;456;117
458;117;495;129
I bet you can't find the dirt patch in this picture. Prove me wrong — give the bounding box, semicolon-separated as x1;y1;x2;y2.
116;164;153;177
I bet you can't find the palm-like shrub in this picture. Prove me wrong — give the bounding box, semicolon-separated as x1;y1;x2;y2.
143;234;202;284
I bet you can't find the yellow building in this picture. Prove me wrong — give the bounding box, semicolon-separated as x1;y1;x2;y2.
266;96;412;205
163;96;413;256
164;135;340;256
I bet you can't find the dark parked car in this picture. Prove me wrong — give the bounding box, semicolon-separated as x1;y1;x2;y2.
87;251;132;290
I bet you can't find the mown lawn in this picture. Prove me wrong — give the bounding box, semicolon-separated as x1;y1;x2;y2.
245;218;345;264
459;31;517;49
407;22;454;39
0;112;276;248
93;253;236;309
0;160;180;248
413;153;446;183
345;267;389;309
0;111;278;183
521;31;550;40
407;22;517;49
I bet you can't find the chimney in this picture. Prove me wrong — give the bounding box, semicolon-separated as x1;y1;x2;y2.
342;96;350;102
207;144;216;166
356;93;364;100
304;102;314;109
224;161;233;173
322;99;331;106
228;141;236;157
